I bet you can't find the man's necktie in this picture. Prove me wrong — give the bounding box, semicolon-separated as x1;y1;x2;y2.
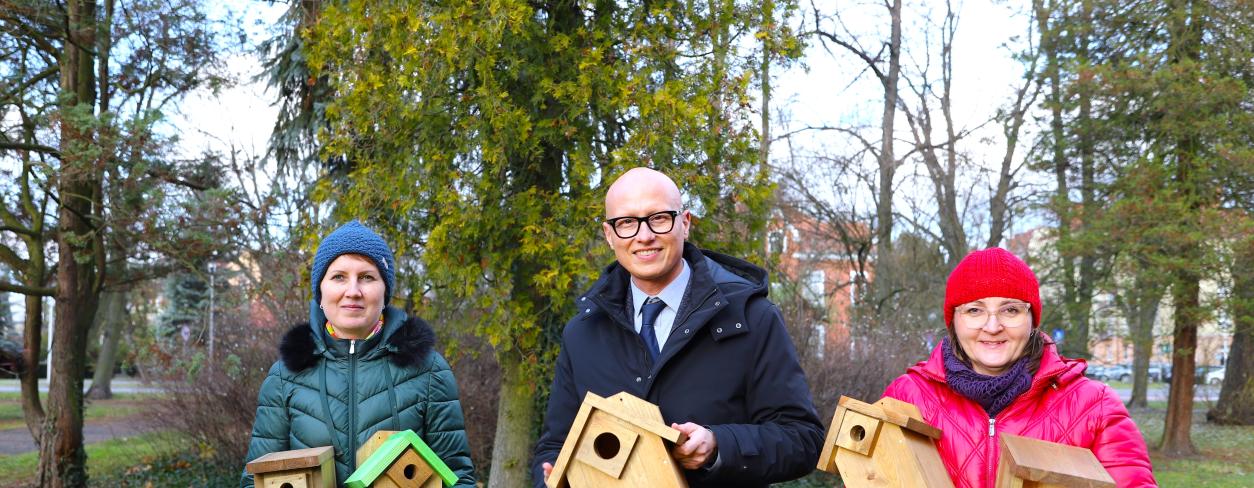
640;297;665;362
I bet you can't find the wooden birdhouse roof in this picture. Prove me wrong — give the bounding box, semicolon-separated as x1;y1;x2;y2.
998;433;1115;487
840;396;941;439
548;391;684;486
344;430;457;488
246;446;334;475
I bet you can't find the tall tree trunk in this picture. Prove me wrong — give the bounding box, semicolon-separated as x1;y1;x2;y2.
1161;277;1199;455
1209;235;1254;424
1125;270;1165;409
489;1;574;477
14;96;51;451
1039;0;1086;356
490;352;536;488
20;291;46;443
986;35;1039;249
759;0;773;175
1159;0;1203;457
86;289;125;400
873;0;902;307
39;0;103;485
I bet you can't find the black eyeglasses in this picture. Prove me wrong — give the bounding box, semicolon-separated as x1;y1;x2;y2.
605;210;680;239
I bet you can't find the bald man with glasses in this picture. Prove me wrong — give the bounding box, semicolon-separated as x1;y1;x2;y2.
531;168;823;487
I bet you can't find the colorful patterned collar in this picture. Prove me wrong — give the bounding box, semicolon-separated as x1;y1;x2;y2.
325;316;384;340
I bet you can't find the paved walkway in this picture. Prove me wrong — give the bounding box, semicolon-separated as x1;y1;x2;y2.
0;415;155;456
0;378;162;394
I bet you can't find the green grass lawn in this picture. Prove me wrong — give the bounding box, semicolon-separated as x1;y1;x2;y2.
1132;404;1254;487
0;430;182;486
0;394;150;431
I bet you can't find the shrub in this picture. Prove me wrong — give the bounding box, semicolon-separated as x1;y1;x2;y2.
144;314;284;468
440;330;501;482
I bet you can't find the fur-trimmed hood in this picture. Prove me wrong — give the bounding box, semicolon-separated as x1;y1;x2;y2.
278;315;435;373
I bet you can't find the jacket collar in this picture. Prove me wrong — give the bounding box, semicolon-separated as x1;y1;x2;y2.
280;306;435;372
584;242;769;342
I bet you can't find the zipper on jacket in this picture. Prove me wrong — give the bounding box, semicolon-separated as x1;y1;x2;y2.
987;416;998;486
349;340;359;468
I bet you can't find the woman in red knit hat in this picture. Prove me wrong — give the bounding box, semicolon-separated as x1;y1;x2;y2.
883;248;1156;488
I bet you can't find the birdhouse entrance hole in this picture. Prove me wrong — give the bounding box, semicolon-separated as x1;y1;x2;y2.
851;425;866;441
594;432;621;459
280;484;294;488
403;464;417;479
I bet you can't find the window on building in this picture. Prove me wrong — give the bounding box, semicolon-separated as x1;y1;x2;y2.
769;231;785;255
805;269;825;306
813;323;826;359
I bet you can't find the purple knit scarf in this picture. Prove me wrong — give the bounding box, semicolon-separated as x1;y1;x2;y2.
942;338;1034;417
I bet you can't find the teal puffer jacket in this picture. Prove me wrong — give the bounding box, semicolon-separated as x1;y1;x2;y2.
242;306;475;487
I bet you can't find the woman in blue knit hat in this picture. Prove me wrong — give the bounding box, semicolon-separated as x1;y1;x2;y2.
241;221;476;487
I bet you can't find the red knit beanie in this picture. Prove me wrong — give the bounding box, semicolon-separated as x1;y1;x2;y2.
943;248;1042;328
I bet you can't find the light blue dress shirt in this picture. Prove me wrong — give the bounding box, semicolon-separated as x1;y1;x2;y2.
629;260;691;352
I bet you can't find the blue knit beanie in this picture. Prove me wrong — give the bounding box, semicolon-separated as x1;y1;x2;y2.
311;221;397;305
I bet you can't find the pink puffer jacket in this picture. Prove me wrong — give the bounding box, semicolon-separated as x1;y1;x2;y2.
883;343;1157;488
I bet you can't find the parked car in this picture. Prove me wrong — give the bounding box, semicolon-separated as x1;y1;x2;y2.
1085;364;1132;383
1205;367;1225;385
1167;365;1221;383
1147;363;1172;383
1196;365;1222;381
1104;364;1133;383
1084;364;1110;380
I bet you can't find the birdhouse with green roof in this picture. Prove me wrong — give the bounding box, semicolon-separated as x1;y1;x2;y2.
345;430;457;488
545;391;688;488
817;396;953;488
245;445;335;488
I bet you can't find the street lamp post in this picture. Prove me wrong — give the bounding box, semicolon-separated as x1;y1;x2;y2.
208;261;216;361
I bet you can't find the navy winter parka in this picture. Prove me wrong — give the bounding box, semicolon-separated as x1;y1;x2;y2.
532;243;824;487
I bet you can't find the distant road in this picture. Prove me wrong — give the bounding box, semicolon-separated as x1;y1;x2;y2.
0;378;163;394
1110;382;1220;403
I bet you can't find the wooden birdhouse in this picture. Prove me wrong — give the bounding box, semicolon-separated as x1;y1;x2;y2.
995;433;1115;488
245;446;335;488
545;391;689;488
345;430;458;488
817;396;953;488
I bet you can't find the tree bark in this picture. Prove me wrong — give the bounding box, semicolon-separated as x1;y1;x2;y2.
1161;276;1199;455
1159;0;1204;457
873;0;902;304
20;292;46;443
489;353;536;488
1209;235;1254;424
759;0;773;175
1125;270;1164;409
39;0;103;485
86;289;125;400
